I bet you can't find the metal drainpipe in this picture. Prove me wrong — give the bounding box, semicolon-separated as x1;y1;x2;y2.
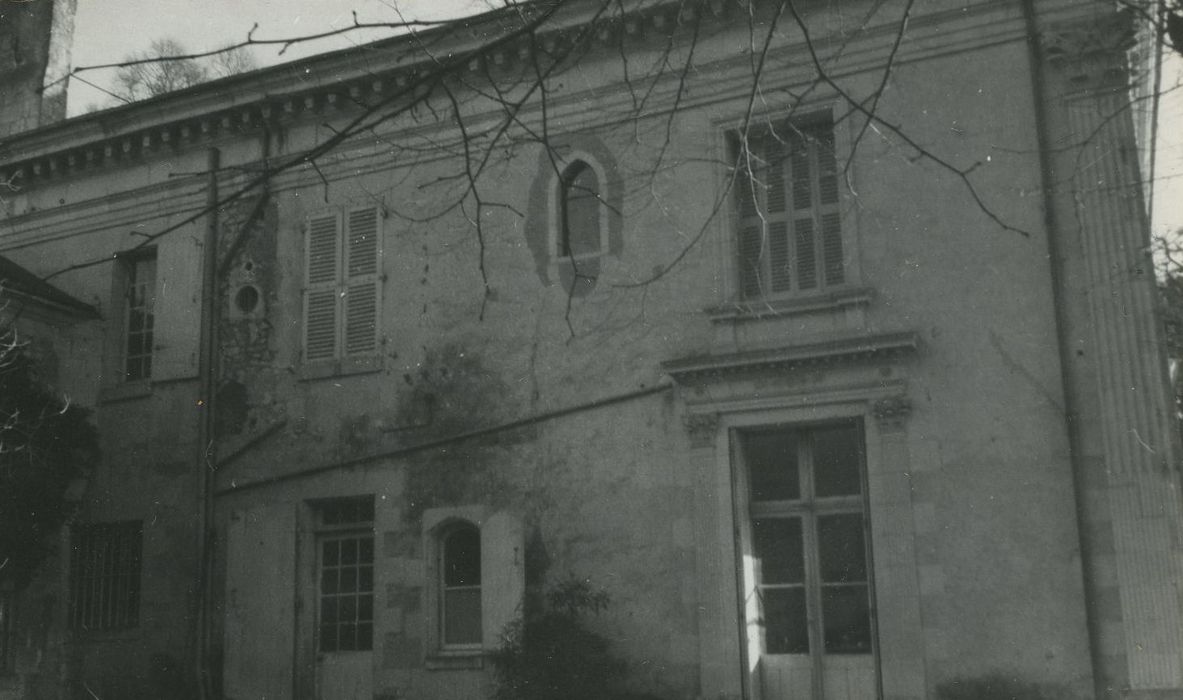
1018;1;1105;695
196;147;220;700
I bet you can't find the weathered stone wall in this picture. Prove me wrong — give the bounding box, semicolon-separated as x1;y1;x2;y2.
0;0;1174;698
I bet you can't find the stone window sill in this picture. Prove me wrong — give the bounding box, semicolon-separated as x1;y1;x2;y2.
425;650;484;671
705;287;873;323
298;355;383;381
97;380;153;404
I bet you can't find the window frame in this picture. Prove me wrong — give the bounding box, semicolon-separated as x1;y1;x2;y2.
311;495;376;655
438;521;483;651
720;105;859;304
118;250;157;383
731;418;881;699
67;520;143;633
301;205;384;369
548;152;610;263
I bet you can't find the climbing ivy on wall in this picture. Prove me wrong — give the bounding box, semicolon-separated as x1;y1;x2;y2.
0;326;99;588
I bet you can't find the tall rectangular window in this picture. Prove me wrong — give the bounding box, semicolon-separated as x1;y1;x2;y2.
123;254;156;381
303;207;382;363
740;422;876;698
314;496;374;653
68;521;143;631
734;115;843;299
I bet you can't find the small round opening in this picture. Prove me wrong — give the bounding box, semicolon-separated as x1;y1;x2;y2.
234;285;260;314
243;261;254;272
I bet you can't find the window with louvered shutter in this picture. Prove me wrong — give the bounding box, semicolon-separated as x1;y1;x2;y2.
343;207;381;357
734;116;844;299
302;207;382;363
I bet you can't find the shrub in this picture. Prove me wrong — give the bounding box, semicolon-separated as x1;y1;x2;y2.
490;577;625;700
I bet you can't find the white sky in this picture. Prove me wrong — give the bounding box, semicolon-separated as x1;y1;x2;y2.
67;0;487;113
67;0;1183;240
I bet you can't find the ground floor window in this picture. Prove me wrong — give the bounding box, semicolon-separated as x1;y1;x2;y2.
314;496;375;653
318;534;374;652
68;521;142;631
738;421;877;698
440;522;482;648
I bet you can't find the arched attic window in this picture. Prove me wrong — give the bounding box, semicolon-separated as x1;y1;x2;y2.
558;160;603;259
440;522;482;647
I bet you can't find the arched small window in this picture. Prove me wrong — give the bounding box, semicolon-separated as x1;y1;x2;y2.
559;160;602;259
441;523;482;647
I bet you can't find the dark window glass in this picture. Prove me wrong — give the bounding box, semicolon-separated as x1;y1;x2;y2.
123;255;156;381
813;423;862;497
745;430;800;501
441;523;482;646
763;588;809;654
318;534;374;653
443;526;481;587
560;161;601;258
818;514;868;584
744;424;874;661
821;585;872;653
753;518;804;585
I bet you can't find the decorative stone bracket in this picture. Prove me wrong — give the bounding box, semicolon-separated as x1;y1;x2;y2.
872;396;912;432
683;412;720;448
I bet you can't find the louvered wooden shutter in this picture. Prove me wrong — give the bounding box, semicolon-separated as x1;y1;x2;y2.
343;206;381;357
734;117;845;300
813;126;844;286
304;212;341;362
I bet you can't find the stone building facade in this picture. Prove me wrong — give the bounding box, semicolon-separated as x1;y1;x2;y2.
0;0;1181;698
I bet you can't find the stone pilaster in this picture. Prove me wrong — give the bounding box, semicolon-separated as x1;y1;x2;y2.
1047;9;1183;693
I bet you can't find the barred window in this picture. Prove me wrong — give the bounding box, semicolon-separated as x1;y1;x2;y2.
68;521;143;631
734;116;843;299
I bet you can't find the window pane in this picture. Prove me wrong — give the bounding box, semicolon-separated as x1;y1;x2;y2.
358;595;373;623
561;161;601;257
321;597;338;625
813;423;862;497
339;622;357;651
357;622;373;651
358;538;374;564
323;540;339;566
822;585;872;653
745;430;800;501
752;518;804;584
341;539;357;565
443;588;482;645
321;568;338;595
818;514;867;583
763;587;809;654
358;566;373;592
444;527;481;586
340;596;357;623
340;567;357;593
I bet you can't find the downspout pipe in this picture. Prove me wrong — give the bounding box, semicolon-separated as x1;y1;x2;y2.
195;147;220;700
1018;1;1104;696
